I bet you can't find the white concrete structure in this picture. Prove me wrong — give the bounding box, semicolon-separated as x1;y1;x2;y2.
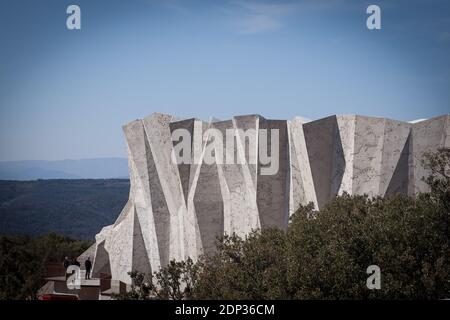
91;113;450;284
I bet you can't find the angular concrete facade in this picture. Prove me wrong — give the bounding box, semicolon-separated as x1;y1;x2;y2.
92;113;450;284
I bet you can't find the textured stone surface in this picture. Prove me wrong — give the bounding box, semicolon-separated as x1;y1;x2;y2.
92;113;450;283
303;116;345;209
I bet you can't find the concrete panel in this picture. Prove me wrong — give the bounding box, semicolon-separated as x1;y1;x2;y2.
92;240;111;278
132;207;152;275
142;113;187;263
123;120;160;272
336;115;356;195
257;119;290;229
352;116;385;197
289;117;317;210
287;120;305;214
170;118;195;206
379;119;412;196
385;133;411;197
303;116;344;209
212;120;247;236
144;130;171;267
409;115;449;194
192;162;224;255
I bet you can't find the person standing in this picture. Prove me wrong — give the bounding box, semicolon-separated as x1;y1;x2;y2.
84;257;92;280
63;256;70;279
72;258;80;267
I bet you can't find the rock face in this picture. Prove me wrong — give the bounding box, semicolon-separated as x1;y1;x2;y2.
91;113;450;284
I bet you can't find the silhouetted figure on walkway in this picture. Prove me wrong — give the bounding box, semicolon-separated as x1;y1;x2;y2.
85;257;92;280
63;256;70;269
72;258;80;267
63;256;70;279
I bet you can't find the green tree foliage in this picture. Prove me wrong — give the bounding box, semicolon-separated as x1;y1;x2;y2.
286;193;449;299
116;148;450;300
195;230;289;299
0;233;91;300
114;258;199;300
423;148;450;213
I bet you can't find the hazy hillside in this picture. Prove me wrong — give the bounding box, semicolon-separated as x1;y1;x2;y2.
0;158;129;180
0;179;130;240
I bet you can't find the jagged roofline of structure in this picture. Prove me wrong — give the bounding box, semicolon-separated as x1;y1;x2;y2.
90;113;450;284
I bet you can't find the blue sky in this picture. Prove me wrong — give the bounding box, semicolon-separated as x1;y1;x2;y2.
0;0;449;161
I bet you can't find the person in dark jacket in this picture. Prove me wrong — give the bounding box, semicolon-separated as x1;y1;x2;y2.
84;257;92;279
72;258;81;267
63;256;70;269
63;256;70;279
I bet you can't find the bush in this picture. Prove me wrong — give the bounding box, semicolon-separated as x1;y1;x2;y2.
286;193;449;299
0;233;91;300
114;258;199;300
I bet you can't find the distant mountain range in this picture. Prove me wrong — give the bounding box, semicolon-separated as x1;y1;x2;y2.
0;179;130;239
0;158;129;180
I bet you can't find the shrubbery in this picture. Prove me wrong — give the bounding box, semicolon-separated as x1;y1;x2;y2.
0;233;91;299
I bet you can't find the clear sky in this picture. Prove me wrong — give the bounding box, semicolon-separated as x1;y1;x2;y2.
0;0;449;161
